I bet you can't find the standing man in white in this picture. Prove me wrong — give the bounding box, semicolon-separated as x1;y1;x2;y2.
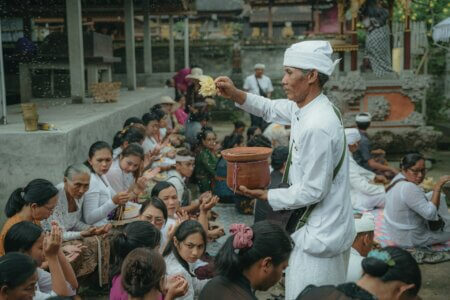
215;41;355;299
243;63;274;129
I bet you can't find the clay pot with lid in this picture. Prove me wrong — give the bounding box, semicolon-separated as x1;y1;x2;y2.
221;147;273;192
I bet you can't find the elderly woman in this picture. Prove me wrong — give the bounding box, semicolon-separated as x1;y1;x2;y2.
42;163;111;285
345;128;386;212
384;153;450;248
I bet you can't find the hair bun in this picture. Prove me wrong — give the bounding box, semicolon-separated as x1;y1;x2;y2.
362;257;389;277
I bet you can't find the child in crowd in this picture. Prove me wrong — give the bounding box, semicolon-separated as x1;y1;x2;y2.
163;220;209;300
83;141;130;226
194;129;219;193
142;113;161;155
121;248;188;300
110;221;161;300
106;143;145;194
112;127;145;159
0;252;38;300
5;221;78;298
112;117;144;150
0;179;58;256
200;221;293;300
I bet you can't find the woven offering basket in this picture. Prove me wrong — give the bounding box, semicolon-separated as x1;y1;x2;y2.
91;82;121;103
221;147;272;192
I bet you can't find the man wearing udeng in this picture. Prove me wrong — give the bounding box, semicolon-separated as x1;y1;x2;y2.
215;41;355;298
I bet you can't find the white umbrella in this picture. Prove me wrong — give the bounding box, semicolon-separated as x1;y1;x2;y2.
432;17;450;43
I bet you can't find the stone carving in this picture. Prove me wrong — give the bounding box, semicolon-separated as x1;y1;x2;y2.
370;126;442;153
399;111;425;126
367;96;390;121
399;71;430;103
326;72;366;107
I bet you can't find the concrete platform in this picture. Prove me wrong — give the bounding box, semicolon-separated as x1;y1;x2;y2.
0;87;171;225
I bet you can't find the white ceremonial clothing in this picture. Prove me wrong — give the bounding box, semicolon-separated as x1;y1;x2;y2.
83;173;117;226
34;268;76;299
349;154;386;211
237;93;355;298
42;183;90;241
164;253;209;300
112;147;122;160
243;74;274;96
384;173;450;248
160;217;176;252
105;159;135;193
142;136;158;154
346;247;364;282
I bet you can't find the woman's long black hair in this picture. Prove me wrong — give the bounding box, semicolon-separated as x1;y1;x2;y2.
5;179;58;218
215;221;293;279
162;220;207;277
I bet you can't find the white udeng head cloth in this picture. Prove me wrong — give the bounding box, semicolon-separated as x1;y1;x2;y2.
355;214;375;234
345;128;361;145
283;41;340;76
175;155;195;162
356;112;372;123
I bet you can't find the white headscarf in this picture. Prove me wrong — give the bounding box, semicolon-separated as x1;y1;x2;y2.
283;41;340;76
345;128;361;146
355;214;375;233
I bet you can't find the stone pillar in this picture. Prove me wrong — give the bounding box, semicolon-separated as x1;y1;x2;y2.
124;0;137;90
169;16;175;72
184;17;189;68
0;19;7;124
66;0;85;103
268;2;273;39
404;15;411;70
143;0;152;76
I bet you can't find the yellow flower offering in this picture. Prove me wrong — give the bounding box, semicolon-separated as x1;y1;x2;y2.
199;75;217;97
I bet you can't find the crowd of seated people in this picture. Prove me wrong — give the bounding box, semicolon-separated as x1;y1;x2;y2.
1;91;445;300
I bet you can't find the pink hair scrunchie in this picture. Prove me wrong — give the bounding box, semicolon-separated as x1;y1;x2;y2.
229;223;253;250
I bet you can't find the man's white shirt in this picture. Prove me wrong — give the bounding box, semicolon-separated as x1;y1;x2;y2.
243;74;274;96
237;93;356;257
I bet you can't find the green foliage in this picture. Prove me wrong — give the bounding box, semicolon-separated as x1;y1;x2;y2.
394;0;450;32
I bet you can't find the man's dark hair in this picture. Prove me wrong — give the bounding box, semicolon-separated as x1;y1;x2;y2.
299;69;329;88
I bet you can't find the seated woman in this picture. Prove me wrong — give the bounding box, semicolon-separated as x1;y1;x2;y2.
194;129;219;193
106;143;145;194
0;252;38;300
384;153;450;248
139;197;169;250
142;113;161;155
5;221;78;298
163;220;209;300
83;141;130;226
121;248;188;300
42;163;111;285
0;178;58;256
150;182;222;248
110;221;161;300
297;246;421;300
345;128;386;212
199;221;293;300
112;126;145;160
